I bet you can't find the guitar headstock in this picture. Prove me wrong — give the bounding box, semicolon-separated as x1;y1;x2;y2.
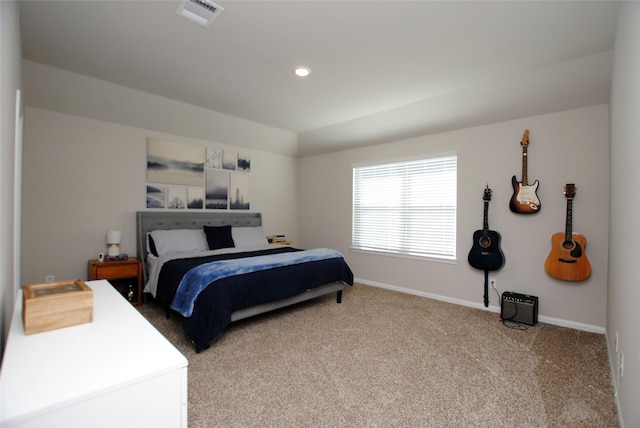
520;129;530;147
564;183;576;199
483;184;492;202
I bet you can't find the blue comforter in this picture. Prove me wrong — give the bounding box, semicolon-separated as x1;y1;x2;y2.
171;248;345;317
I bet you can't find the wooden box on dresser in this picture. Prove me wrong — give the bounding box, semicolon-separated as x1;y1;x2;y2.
0;280;188;427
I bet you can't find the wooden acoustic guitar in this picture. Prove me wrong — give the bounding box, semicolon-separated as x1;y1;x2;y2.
544;184;591;281
468;185;504;307
509;129;541;214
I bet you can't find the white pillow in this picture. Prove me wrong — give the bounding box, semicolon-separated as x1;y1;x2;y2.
232;226;269;248
149;229;208;256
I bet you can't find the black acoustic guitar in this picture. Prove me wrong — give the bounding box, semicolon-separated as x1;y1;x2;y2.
468;185;504;307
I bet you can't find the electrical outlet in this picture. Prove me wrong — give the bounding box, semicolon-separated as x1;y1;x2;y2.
45;275;55;283
490;278;497;288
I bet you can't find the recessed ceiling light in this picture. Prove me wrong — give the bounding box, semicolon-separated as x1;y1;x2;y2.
294;66;311;77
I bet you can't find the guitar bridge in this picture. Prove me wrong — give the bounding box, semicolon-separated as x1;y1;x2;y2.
558;258;577;264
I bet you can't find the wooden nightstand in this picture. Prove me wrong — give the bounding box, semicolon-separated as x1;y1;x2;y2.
88;258;143;306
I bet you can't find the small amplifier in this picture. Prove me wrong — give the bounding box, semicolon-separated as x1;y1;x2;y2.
501;292;538;326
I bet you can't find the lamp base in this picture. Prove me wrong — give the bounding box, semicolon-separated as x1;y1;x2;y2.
107;244;120;256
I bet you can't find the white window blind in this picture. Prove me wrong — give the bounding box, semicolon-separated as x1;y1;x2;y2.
352;155;457;259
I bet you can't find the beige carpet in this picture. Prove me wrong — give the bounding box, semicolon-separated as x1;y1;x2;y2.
138;284;618;427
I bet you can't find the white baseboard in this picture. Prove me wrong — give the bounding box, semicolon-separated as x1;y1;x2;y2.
354;277;605;334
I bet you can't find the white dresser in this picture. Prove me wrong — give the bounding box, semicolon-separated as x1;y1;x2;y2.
0;280;188;427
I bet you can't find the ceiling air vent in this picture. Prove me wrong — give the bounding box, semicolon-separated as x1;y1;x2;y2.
176;0;224;28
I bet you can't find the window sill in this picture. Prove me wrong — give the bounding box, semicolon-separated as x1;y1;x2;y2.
349;247;457;264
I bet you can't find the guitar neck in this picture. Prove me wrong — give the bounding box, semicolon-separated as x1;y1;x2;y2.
564;199;573;242
482;201;489;236
521;145;528;185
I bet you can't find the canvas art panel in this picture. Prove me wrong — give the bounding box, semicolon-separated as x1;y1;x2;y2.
206;169;229;210
206;148;222;169
147;185;166;208
147;138;205;186
237;154;251;172
168;187;187;209
188;187;204;209
230;172;250;210
222;150;237;171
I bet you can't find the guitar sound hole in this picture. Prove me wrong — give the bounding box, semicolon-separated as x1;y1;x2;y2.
562;241;575;251
480;238;491;248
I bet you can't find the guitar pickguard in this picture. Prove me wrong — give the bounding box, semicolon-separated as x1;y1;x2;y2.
515;182;540;208
569;241;582;258
510;176;541;214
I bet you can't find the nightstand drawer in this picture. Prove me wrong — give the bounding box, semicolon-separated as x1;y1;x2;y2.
88;258;143;306
97;264;139;279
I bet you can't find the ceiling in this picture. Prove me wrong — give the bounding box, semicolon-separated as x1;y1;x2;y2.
19;1;620;156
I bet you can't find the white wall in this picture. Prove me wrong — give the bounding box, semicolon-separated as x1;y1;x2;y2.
21;107;299;284
0;0;22;358
23;60;298;158
608;3;640;427
299;105;610;331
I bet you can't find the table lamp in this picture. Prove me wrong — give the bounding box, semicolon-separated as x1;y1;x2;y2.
106;230;121;256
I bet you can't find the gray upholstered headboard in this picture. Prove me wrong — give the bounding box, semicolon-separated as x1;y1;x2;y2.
136;211;262;283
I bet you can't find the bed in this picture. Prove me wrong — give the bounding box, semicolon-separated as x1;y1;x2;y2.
136;211;353;351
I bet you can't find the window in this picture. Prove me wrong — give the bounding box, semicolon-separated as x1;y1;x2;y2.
352;155;457;260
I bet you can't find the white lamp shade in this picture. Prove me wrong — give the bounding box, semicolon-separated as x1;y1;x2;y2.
106;230;121;244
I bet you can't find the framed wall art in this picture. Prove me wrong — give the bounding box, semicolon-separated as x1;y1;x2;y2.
146;137;251;211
